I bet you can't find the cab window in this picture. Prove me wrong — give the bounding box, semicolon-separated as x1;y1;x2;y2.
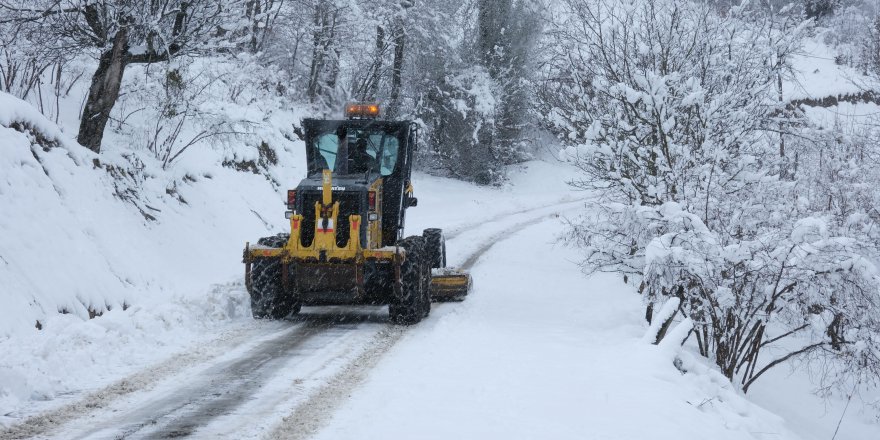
369;134;399;175
309;127;400;176
314;133;338;170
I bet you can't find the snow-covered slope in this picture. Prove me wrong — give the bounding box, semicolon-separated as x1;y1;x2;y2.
0;92;297;338
784;35;876;101
0;92;135;333
0;90;303;415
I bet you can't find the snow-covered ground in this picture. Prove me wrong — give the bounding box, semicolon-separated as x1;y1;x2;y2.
309;213;880;440
2;135;878;438
785;35;875;101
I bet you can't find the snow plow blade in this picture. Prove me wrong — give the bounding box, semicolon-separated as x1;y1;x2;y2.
431;269;472;301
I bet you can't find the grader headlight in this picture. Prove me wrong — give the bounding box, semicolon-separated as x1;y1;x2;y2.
368;191;377;211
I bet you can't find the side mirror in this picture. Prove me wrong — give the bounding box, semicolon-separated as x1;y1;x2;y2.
408;197;418;207
293;125;305;141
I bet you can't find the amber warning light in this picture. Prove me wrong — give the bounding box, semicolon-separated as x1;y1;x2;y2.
345;103;380;119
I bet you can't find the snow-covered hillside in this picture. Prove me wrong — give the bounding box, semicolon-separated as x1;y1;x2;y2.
0;91;297;338
0;90;302;415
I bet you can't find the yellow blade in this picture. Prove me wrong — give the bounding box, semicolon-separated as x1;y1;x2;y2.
430;269;472;301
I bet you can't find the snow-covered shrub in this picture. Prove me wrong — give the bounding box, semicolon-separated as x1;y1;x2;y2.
547;0;880;394
639;202;880;392
546;0;803;207
114;56;287;170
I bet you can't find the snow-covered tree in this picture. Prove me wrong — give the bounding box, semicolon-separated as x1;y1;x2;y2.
412;0;541;184
0;0;237;153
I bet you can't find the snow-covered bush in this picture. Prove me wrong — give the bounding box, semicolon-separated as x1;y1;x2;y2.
545;0;803;207
547;0;880;394
112;55;290;170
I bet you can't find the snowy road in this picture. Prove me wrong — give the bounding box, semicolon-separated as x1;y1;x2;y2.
1;199;584;440
306;208;804;440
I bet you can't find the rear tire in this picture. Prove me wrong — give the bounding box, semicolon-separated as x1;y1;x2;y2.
390;236;429;325
420;263;432;318
423;228;446;269
249;234;300;319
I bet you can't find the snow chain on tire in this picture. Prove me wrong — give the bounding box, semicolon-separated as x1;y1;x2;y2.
390;236;431;325
249;234;301;319
422;228;446;269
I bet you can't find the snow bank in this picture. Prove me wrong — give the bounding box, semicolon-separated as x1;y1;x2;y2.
0;91;295;337
0;93;76;147
0;90;301;419
0;92;118;333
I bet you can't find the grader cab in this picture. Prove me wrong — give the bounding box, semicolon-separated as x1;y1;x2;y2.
243;104;471;324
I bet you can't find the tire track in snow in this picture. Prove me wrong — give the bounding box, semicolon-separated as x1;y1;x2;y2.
65;315;382;440
459;213;564;271
0;318;293;440
81;321;327;440
266;203;583;440
443;197;584;240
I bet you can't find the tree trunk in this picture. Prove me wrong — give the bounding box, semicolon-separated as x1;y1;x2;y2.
387;21;405;118
307;6;328;103
368;25;385;101
477;0;511;78
326;48;341;93
246;0;263;52
77;28;128;153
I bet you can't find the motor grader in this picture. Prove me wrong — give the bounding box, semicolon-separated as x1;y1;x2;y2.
243;104;471;324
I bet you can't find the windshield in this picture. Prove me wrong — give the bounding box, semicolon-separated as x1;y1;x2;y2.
311;126;400;176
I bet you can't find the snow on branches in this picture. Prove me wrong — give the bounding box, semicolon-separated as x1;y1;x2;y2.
545;0;880;395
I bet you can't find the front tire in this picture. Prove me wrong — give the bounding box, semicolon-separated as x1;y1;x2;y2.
390;236;429;325
249;234;300;319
